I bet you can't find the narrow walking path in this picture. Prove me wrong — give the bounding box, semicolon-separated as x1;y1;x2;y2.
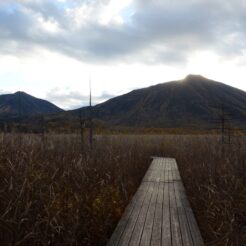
108;157;204;246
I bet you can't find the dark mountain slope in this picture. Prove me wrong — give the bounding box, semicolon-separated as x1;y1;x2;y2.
0;91;63;117
76;75;246;128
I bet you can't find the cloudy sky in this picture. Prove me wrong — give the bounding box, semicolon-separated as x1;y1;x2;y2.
1;0;246;109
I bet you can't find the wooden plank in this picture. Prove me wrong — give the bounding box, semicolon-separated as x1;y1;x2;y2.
128;182;155;245
150;158;166;245
164;161;169;182
118;181;152;246
108;182;150;246
161;182;171;246
140;181;159;245
172;173;193;245
151;182;164;246
143;169;152;182
177;182;204;246
169;167;183;246
144;159;163;182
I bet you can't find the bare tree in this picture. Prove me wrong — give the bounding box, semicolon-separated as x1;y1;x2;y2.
89;77;93;151
79;109;85;153
18;91;22;146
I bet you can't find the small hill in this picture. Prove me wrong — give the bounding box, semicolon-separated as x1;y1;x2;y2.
0;91;63;118
75;75;246;128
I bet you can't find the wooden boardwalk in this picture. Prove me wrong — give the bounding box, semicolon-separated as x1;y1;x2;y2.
108;158;204;246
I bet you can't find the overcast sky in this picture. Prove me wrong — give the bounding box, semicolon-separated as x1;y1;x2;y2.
1;0;246;109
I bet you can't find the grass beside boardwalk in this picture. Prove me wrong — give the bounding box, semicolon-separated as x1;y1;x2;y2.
0;134;245;245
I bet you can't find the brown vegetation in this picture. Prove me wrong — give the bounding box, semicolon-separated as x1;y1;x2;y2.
0;134;245;245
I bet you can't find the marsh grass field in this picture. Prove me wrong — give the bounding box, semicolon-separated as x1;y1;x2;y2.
0;133;245;246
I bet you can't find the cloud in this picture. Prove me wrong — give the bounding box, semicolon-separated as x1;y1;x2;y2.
0;89;11;95
45;87;115;109
0;0;246;65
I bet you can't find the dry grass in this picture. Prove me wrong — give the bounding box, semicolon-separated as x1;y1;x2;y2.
160;135;246;246
0;133;245;246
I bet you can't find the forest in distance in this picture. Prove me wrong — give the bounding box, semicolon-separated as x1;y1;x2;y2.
0;133;245;246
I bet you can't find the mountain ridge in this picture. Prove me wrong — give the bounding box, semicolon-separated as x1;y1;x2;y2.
1;75;245;130
0;91;63;117
75;75;246;128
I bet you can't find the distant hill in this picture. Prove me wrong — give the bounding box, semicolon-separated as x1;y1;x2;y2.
0;91;63;118
75;75;246;128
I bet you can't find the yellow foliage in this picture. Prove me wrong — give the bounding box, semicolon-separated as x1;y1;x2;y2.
92;186;123;219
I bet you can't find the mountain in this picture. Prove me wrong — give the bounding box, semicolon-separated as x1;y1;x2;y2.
2;75;245;131
76;75;246;128
0;91;63;118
